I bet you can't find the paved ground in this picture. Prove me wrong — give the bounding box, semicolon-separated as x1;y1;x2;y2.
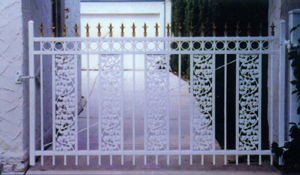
27;70;280;175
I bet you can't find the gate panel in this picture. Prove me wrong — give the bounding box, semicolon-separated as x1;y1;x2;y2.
28;20;286;166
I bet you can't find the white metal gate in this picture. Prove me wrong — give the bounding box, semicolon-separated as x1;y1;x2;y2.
28;20;286;166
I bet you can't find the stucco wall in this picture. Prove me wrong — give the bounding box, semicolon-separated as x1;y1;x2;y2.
0;0;53;173
0;0;27;172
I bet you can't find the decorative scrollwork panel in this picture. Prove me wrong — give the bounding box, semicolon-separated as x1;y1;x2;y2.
238;54;260;151
54;55;76;151
99;54;122;151
145;54;169;151
192;54;213;151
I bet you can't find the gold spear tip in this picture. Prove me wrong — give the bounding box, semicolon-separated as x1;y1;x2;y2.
155;22;160;28
132;23;136;28
39;23;44;37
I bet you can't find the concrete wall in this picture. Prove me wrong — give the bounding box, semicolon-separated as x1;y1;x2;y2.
268;0;300;143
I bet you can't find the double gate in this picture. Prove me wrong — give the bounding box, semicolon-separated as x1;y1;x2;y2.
28;20;286;166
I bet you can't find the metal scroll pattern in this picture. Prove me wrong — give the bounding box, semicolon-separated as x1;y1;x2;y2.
145;54;169;151
239;54;259;151
99;54;122;151
55;55;76;151
192;54;213;151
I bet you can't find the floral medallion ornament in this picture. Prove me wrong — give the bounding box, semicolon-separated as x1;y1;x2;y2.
238;54;260;151
192;54;213;151
99;54;122;151
145;54;169;151
54;55;76;151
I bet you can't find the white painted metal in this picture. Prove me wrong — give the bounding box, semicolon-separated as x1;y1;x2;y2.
29;21;36;166
278;20;286;165
269;38;274;166
235;53;239;166
224;53;227;165
28;20;284;166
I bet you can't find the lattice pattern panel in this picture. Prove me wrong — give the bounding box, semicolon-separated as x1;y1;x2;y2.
192;54;213;151
99;54;122;151
54;55;76;151
145;54;169;151
238;54;260;151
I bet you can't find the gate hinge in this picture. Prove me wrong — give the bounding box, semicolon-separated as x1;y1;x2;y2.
15;72;34;84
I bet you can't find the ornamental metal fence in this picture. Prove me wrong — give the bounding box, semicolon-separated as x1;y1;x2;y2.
28;20;286;166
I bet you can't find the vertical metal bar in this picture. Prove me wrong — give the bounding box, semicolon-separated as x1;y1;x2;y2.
29;21;36;166
258;45;263;166
64;155;67;166
75;54;79;166
144;54;147;165
178;54;182;165
87;48;90;166
40;45;44;166
52;48;56;166
247;155;250;165
224;54;227;165
121;54;124;165
98;54;102;165
167;46;170;165
278;20;286;165
236;53;240;165
190;54;194;163
269;38;275;166
132;53;136;165
212;53;216;165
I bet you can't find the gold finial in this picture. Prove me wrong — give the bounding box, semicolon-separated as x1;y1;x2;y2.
97;23;102;37
166;23;171;37
132;23;136;37
259;22;263;36
224;23;228;36
85;23;90;37
200;23;205;37
155;23;159;37
51;24;56;37
178;23;182;37
247;23;251;36
235;22;240;36
189;24;193;37
39;23;44;37
109;23;113;37
63;23;67;37
213;22;217;37
270;22;276;36
143;23;148;37
120;23;125;37
74;23;79;37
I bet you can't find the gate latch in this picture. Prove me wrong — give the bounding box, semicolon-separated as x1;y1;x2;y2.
15;72;34;84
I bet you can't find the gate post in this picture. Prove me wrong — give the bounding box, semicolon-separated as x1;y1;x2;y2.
278;20;286;165
288;9;300;127
28;20;36;166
